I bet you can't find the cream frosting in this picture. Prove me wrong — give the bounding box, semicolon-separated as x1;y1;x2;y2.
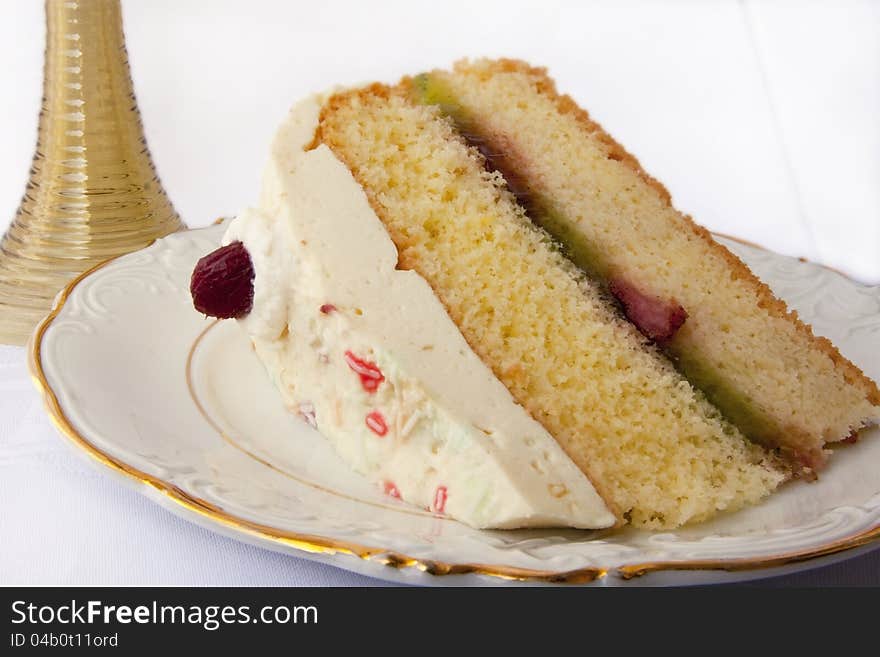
222;96;615;529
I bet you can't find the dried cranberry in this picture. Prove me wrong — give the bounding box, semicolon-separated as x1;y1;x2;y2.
190;241;255;319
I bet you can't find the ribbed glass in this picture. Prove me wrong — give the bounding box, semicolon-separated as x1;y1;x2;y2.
0;0;184;345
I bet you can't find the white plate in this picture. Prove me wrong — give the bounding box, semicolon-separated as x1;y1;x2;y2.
29;224;880;586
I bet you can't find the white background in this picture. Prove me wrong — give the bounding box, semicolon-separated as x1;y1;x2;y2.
1;0;879;585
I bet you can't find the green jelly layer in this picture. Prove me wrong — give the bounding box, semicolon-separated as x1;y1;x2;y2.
665;338;785;454
407;73;788;457
409;74;610;280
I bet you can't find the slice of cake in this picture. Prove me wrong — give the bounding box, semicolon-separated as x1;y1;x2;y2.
191;61;878;531
193;89;786;530
404;58;880;472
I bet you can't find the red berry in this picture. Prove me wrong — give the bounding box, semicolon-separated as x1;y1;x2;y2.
190;241;255;319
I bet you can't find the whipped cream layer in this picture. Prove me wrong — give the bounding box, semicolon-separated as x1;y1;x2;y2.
223;97;614;529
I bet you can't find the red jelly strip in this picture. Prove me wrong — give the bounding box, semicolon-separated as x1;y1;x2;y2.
609;278;687;343
344;350;385;393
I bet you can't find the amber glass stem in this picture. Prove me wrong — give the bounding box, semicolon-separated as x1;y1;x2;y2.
0;0;184;346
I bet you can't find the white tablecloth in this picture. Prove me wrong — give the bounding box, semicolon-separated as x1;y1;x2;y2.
2;0;879;585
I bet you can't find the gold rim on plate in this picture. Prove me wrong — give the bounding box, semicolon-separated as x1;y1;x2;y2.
27;233;880;584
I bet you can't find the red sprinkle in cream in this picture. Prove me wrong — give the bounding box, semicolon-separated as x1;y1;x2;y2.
344;350;385;393
366;410;388;436
383;481;401;498
319;303;337;314
433;486;448;514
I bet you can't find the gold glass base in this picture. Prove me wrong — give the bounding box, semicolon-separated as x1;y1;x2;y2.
0;0;184;346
